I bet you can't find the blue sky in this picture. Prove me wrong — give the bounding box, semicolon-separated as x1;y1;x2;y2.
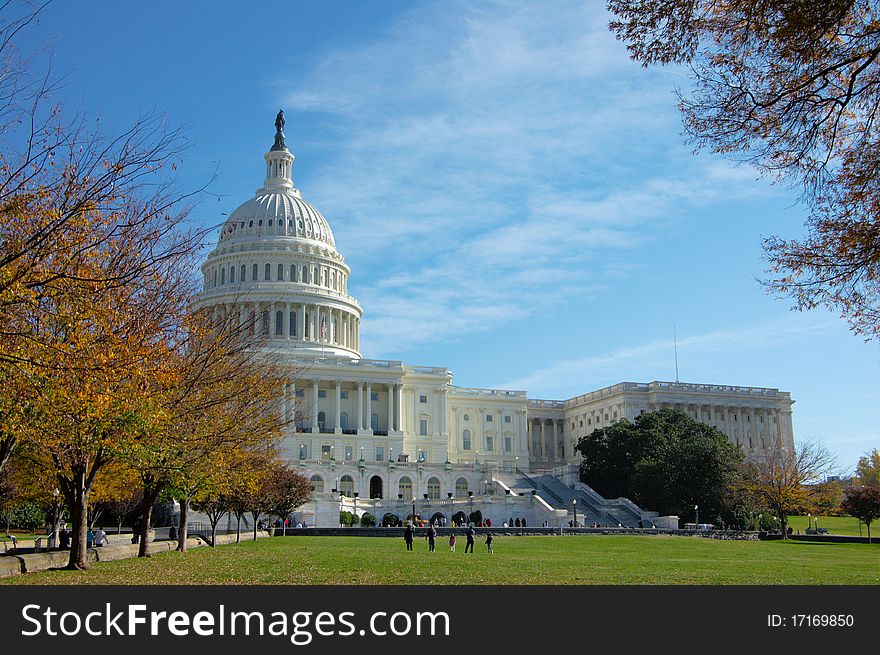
19;0;879;472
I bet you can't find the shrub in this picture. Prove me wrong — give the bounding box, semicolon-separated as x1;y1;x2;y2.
381;513;399;527
11;502;47;531
360;512;376;527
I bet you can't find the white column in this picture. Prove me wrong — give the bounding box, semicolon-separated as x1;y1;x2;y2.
357;382;365;432
387;384;394;433
311;380;319;434
439;389;447;435
334;381;342;434
366;383;373;433
395;384;403;432
298;303;306;340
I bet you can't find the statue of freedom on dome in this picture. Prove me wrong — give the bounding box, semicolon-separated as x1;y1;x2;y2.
275;109;285;133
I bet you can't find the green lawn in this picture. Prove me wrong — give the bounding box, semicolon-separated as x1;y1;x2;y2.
0;533;41;542
3;534;878;585
787;515;872;537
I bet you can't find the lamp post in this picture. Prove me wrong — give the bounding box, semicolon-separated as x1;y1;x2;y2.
300;443;306;460
694;504;699;527
412;497;416;525
389;446;394;462
572;498;577;528
807;513;812;531
360;446;364;461
330;445;335;461
52;488;60;546
514;456;519;474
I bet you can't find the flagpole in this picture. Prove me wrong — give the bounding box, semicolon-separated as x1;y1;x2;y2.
674;324;679;383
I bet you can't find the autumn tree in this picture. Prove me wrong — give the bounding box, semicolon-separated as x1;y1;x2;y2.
263;462;312;536
608;1;880;338
841;484;880;542
855;448;880;486
737;440;837;537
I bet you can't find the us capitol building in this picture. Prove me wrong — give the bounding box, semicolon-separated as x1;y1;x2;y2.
195;115;796;528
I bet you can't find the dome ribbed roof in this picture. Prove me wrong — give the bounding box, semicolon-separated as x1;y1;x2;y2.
219;190;336;248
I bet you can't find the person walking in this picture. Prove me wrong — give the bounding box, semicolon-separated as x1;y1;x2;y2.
449;533;456;552
465;525;476;553
404;523;414;551
485;532;494;554
426;524;437;552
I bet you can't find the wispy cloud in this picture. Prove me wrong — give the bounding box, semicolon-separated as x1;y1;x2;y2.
501;315;837;398
279;0;777;356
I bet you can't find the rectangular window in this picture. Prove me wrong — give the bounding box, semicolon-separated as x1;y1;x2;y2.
344;446;353;461
486;435;494;451
321;445;331;461
375;447;384;462
318;390;326;399
419;419;428;436
419;394;428;403
340;391;349;400
463;433;472;450
371;392;378;401
504;436;512;452
505;415;511;423
486;414;493;422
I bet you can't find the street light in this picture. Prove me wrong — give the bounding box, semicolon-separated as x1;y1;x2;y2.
572;498;577;528
694;504;699;526
389;446;394;462
514;456;519;473
412;496;416;525
300;443;306;460
807;512;812;531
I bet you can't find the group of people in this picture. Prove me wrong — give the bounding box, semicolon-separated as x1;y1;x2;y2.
403;523;493;554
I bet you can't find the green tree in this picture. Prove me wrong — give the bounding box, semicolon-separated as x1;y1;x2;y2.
855;448;880;486
840;485;880;543
577;409;743;522
607;0;880;339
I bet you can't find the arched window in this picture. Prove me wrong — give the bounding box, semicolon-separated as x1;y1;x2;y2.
229;266;235;284
485;432;495;452
340;412;348;430
398;476;412;499
462;429;472;450
455;478;469;498
313;267;319;285
264;263;271;281
240;264;246;282
302;266;309;284
427;477;441;500
317;411;326;431
339;475;354;497
213;269;217;287
275;310;283;335
220;268;225;285
289;311;296;336
261;310;269;335
252;263;258;281
310;475;324;493
291;265;297;282
370;413;378;431
304;312;310;338
277;263;284;281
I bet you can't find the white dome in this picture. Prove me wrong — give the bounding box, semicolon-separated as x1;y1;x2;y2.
197;114;362;360
220;190;336;248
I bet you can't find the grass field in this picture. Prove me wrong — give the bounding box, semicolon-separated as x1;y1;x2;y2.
787;515;871;537
2;534;878;585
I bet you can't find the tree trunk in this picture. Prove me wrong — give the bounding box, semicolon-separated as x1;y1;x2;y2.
236;513;241;543
211;520;218;547
117;520;123;535
176;496;189;553
137;503;153;558
251;511;259;541
868;521;872;544
63;467;91;570
137;479;162;558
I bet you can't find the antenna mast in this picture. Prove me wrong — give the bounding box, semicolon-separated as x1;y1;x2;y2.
674;324;680;383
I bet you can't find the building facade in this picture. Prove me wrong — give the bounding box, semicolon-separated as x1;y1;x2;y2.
196;117;795;527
